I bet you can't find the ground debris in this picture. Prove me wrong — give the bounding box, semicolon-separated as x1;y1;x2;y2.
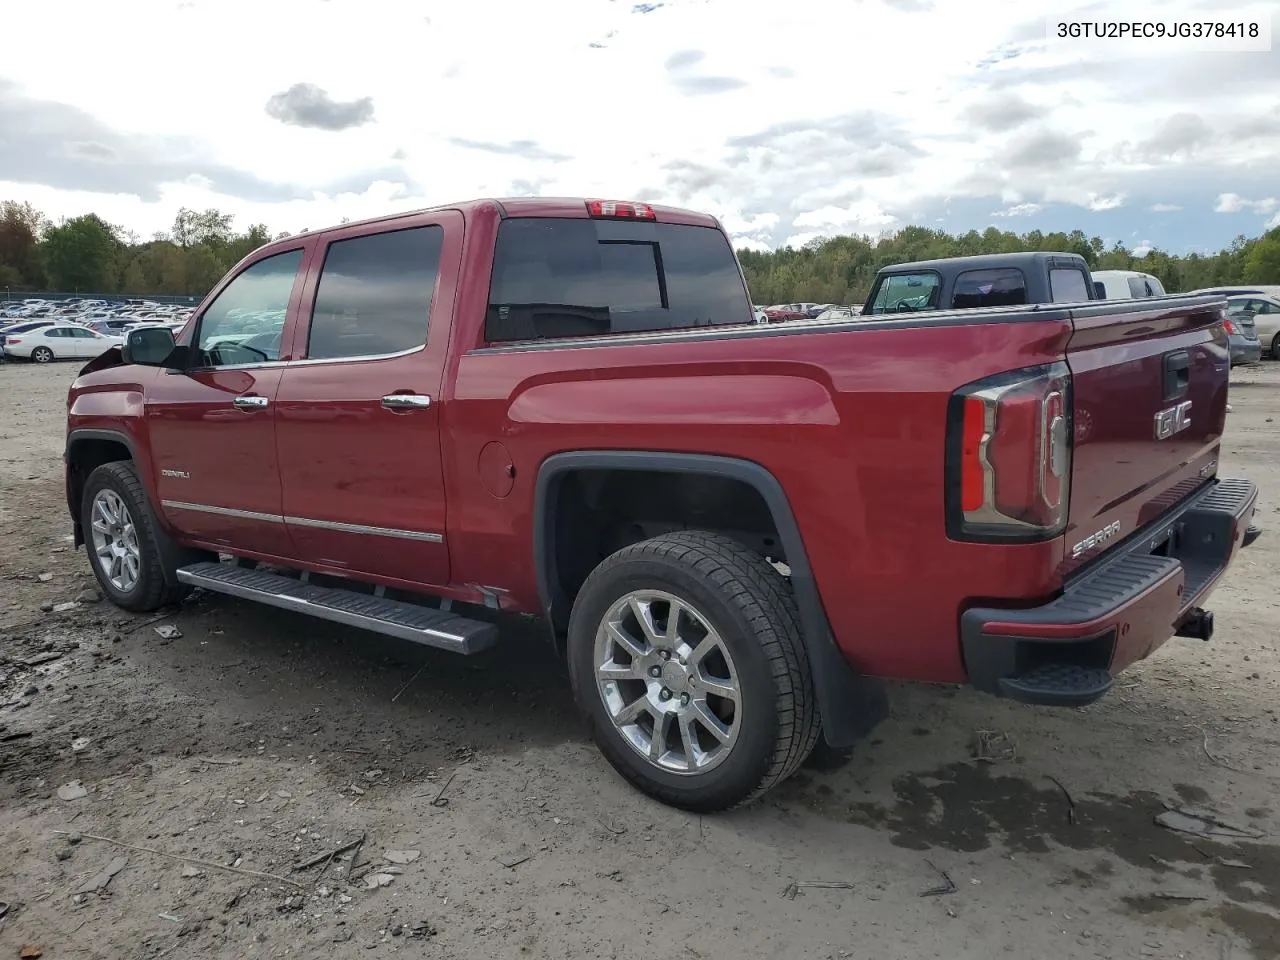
19;946;42;959
782;880;855;900
292;834;365;872
970;729;1016;763
73;855;128;895
384;849;421;865
154;624;182;640
363;872;395;889
57;780;88;801
496;850;532;869
920;859;957;897
54;830;304;887
1154;806;1264;841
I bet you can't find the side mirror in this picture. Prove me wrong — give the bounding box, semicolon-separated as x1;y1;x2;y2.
122;327;178;367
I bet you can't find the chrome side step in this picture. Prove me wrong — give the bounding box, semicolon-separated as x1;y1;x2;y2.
176;561;498;655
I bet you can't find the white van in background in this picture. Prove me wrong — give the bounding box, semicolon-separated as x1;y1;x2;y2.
1091;270;1167;300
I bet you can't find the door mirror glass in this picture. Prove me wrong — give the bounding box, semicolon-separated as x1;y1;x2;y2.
122;326;177;367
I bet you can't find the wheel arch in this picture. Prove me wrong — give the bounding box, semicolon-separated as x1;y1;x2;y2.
532;450;886;748
66;428;145;549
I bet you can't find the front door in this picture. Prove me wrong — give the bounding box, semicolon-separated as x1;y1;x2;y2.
273;213;461;588
147;245;311;558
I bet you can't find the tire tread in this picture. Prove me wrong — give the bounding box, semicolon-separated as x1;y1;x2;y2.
571;530;821;810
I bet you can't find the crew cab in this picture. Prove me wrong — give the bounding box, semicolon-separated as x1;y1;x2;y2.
65;198;1260;812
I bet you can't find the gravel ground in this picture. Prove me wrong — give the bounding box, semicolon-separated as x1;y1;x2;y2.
1;359;1278;960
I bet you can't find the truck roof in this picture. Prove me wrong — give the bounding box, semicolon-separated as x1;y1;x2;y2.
877;251;1087;274
279;197;721;246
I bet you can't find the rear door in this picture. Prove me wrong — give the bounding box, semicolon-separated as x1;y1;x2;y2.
1063;297;1227;569
273;213;461;588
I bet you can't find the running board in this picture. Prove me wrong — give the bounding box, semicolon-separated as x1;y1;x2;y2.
175;561;499;655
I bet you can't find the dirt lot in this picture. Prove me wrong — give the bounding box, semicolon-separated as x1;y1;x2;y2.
1;359;1278;960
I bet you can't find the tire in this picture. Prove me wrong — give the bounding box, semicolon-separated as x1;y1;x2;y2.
32;346;54;363
1271;332;1280;360
81;461;191;612
566;530;821;812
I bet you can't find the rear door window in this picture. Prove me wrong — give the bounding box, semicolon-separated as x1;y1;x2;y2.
951;268;1027;309
1050;268;1091;303
308;225;444;360
867;272;941;314
484;218;750;342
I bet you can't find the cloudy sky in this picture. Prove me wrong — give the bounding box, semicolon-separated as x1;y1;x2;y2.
1;0;1277;253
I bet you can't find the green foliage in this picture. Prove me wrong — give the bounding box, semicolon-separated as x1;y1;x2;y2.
41;214;121;292
739;226;1280;305
0;199;284;297
1;197;1277;301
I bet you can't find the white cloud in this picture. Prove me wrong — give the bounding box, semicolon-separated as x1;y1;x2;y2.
991;203;1044;217
1267;211;1280;231
1132;240;1153;257
1216;193;1278;215
0;0;1276;251
1087;193;1126;212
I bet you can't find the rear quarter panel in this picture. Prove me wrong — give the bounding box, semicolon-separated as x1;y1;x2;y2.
445;314;1075;683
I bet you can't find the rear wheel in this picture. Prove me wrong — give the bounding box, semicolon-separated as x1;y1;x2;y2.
32;346;54;363
1271;332;1280;360
567;530;820;812
82;461;191;612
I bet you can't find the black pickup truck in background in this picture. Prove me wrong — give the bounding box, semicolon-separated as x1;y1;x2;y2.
861;252;1261;367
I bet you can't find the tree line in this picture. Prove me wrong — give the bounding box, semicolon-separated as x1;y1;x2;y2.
739;225;1280;306
2;198;1278;302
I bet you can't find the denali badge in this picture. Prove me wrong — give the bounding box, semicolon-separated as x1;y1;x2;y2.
1072;520;1121;558
1153;400;1192;440
161;468;190;479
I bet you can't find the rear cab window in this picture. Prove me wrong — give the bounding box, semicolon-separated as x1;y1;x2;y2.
1127;276;1164;298
1050;267;1091;303
950;268;1027;309
866;272;941;315
484;218;751;343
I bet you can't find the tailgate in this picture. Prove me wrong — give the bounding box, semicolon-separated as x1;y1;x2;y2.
1064;296;1229;568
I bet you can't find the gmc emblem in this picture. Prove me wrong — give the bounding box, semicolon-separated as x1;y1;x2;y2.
1153;400;1192;440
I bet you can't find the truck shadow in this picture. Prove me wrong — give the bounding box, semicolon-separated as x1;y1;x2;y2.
778;758;1280;957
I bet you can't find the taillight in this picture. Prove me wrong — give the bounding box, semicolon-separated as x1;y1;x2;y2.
6;337;21;345
1223;317;1237;335
586;199;656;220
946;362;1072;542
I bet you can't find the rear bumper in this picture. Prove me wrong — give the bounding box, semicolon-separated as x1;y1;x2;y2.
961;477;1259;707
1230;338;1261;366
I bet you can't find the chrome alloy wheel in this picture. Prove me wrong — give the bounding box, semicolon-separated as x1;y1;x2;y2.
593;590;741;775
90;489;141;592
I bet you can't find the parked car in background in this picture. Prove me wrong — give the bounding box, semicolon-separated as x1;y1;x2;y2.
1208;291;1280;360
67;196;1259;812
2;324;122;362
862;251;1097;314
814;306;864;322
1092;270;1166;300
0;319;58;361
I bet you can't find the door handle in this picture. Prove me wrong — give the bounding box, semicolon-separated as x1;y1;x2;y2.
381;394;432;410
233;395;270;410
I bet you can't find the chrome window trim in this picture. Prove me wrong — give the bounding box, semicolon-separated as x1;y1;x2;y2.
161;500;444;543
289;343;427;367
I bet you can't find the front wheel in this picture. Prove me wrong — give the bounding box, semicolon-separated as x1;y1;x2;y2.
567;530;821;812
31;346;54;363
82;461;191;612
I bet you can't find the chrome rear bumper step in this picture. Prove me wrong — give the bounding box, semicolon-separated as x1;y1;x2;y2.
176;561;498;655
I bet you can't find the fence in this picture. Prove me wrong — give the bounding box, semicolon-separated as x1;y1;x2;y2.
1;290;199;306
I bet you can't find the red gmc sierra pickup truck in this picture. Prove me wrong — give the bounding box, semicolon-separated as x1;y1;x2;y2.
65;197;1260;811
